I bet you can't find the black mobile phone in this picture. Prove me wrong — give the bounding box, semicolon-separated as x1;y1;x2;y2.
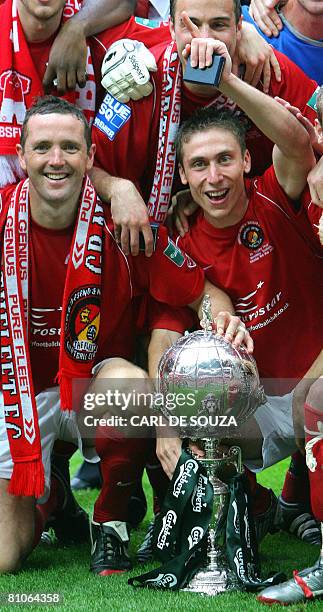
183;54;225;87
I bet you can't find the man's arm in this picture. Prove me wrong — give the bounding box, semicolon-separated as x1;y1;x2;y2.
43;0;136;92
210;40;315;199
65;0;135;36
233;20;281;93
89;167;154;257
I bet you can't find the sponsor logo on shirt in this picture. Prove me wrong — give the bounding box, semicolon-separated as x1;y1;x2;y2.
234;281;289;329
30;307;61;339
94;93;131;141
306;86;319;113
163;238;185;267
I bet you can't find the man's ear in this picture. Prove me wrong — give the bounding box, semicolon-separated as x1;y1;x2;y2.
86;144;96;172
16;144;27;172
243;149;251;174
236;16;243;44
315;118;323;144
179;164;188;185
169;18;176;42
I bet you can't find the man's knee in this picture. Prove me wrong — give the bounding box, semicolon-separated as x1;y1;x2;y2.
0;548;24;575
95;357;150;382
0;479;35;574
306;378;323;411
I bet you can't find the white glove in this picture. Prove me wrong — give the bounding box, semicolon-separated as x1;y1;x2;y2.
101;39;157;103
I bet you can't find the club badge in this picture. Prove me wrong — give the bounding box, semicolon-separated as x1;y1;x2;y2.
65;286;100;361
239;222;264;250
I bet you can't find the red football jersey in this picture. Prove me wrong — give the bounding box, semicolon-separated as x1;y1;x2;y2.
175;166;323;391
0;184;204;394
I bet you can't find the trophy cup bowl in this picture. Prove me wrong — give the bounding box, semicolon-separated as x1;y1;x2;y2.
157;307;265;596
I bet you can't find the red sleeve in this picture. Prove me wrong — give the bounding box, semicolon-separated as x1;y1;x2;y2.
132;226;205;306
148;298;197;333
253;165;300;215
269;50;318;123
253;167;323;250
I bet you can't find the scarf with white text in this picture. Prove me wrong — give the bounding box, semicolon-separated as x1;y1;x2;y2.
0;176;104;497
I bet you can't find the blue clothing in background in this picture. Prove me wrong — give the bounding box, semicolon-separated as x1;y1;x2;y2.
242;5;323;83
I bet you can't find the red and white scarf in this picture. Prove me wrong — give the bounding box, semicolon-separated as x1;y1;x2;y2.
0;0;96;185
147;41;224;224
0;176;104;497
148;41;182;223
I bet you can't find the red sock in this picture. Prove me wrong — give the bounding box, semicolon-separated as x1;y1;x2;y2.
94;427;154;523
245;467;271;516
281;450;310;506
305;402;323;521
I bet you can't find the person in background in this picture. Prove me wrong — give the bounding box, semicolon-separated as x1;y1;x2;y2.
244;0;323;82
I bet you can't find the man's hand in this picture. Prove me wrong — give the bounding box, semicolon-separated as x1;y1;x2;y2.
234;22;281;93
212;312;254;353
249;0;285;37
181;12;232;73
156;433;182;479
167;189;198;236
43;21;88;93
275;96;323;156
110;179;153;256
308;156;323;208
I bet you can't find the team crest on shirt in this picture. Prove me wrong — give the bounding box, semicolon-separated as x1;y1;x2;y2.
65;286;101;361
239;222;264;250
94;92;131;141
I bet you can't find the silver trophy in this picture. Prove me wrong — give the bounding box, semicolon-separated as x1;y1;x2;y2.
157;296;265;596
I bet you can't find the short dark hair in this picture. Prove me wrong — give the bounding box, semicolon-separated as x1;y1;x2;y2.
176;106;247;166
316;86;323;126
170;0;241;25
20;95;92;151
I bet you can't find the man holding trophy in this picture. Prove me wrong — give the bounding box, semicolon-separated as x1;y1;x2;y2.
149;39;323;602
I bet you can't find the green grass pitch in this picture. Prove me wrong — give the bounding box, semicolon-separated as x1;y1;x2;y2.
0;455;321;612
